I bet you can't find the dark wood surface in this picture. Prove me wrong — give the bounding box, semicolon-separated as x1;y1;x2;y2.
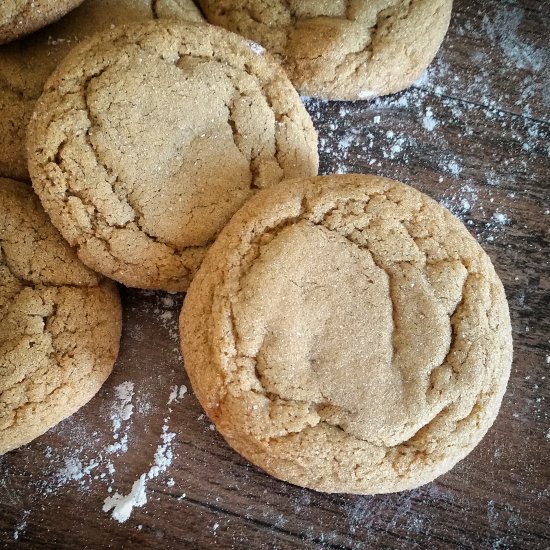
1;1;549;548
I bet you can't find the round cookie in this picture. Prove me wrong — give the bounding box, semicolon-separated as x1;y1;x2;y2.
0;0;204;181
27;20;319;292
180;174;513;494
199;0;453;100
0;177;122;455
0;0;84;45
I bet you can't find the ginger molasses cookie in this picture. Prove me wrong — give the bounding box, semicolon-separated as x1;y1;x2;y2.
0;178;122;455
199;0;453;100
0;0;84;45
0;0;204;181
27;20;319;291
180;174;512;494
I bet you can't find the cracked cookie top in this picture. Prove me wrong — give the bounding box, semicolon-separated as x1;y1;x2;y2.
27;20;319;291
0;177;122;455
180;174;512;494
0;0;204;181
0;0;84;44
199;0;453;100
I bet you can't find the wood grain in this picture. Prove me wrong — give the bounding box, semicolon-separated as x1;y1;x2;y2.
1;0;549;548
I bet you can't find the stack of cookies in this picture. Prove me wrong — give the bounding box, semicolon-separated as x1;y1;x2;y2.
1;0;513;495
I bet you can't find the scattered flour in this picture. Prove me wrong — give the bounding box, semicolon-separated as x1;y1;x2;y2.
482;8;546;72
111;382;135;434
441;184;478;220
493;212;509;225
105;382;135;455
103;400;178;523
57;457;99;484
148;423;176;480
13;510;30;541
3;290;191;531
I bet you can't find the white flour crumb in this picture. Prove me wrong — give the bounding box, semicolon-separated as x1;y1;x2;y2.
493;212;509;225
112;382;135;433
57;457;99;484
159;311;173;323
167;478;175;487
161;295;175;308
248;40;265;55
446;160;463;177
358;90;375;99
103;474;148;523
339;135;354;151
373;115;381;124
545;355;550;364
168;385;178;404
106;434;128;455
148;423;176;479
167;384;187;404
422;107;439;131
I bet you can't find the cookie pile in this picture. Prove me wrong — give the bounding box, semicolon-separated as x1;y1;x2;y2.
1;1;513;495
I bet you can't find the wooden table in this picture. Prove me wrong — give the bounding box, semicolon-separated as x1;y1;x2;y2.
1;1;548;548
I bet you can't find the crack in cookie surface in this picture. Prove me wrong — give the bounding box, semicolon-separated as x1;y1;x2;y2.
199;0;453;99
28;20;318;291
0;178;121;455
0;0;203;180
181;174;512;493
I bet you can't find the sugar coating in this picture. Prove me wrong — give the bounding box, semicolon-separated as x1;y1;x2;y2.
0;178;122;455
27;20;319;291
199;0;453;100
180;174;513;494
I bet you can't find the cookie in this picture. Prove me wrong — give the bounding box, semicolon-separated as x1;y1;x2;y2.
0;0;84;45
0;0;204;181
199;0;453;100
0;178;122;455
180;174;513;494
27;20;319;292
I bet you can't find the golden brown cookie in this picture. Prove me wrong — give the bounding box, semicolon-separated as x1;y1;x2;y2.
27;20;319;292
199;0;453;100
0;177;122;455
0;0;84;45
180;174;513;494
0;0;204;181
